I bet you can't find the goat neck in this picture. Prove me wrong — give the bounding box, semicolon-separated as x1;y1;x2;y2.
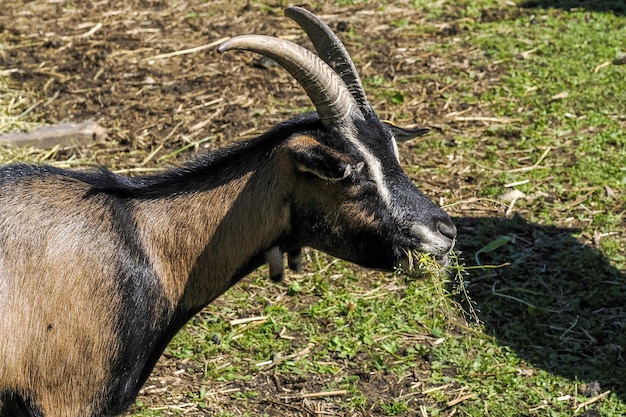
127;131;297;313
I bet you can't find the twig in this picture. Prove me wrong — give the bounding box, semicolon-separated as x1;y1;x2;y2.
0;68;18;76
257;343;313;369
574;390;611;413
188;97;224;112
77;22;103;38
420;384;453;394
140;121;183;166
550;91;569;101
441;197;508;210
504;179;530;188
579;327;598;344
517;46;540;60
140;144;164;166
467;370;517;378
505;197;518;217
279;390;348;400
447;393;476;407
444;108;473;119
58;22;103;41
148;402;197;411
213;387;241;395
564;190;596;210
143;37;229;62
156;136;215;163
593;61;611;73
507;147;551;173
229;315;267;326
301;390;348;399
17;99;44;119
451;116;522;123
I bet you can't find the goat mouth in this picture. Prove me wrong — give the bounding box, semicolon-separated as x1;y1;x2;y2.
397;247;450;272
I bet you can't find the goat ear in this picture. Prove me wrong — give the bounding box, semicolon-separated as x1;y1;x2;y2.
384;121;430;142
285;135;363;181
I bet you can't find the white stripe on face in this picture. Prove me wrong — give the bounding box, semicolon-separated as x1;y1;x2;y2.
343;123;392;206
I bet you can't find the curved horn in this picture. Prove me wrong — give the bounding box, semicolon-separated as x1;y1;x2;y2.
284;6;369;109
218;35;358;128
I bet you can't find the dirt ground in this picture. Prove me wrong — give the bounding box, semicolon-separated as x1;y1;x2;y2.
0;1;520;416
0;0;506;173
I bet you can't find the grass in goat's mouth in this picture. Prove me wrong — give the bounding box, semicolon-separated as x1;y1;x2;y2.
399;249;480;325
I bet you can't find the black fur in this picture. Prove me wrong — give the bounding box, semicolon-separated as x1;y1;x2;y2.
100;196;166;414
0;393;43;417
90;114;324;198
0;114;324;199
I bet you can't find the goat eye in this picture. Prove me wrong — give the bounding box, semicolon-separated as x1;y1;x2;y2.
350;172;370;185
356;176;378;191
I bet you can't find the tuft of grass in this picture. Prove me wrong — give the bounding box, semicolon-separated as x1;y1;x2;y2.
401;250;483;326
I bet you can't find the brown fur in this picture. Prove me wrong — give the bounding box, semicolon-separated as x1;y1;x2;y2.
0;175;121;415
131;167;291;311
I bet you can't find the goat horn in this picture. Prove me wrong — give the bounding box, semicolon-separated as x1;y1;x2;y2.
284;6;369;110
218;35;358;128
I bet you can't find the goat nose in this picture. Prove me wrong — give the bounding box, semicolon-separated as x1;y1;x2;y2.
437;218;457;241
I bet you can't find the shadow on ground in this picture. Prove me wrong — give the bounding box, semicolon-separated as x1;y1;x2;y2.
454;214;625;400
519;0;626;15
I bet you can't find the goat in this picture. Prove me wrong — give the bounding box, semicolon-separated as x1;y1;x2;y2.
0;7;456;417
